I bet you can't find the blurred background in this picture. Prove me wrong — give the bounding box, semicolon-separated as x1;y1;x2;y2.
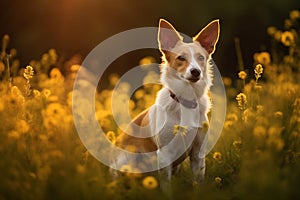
0;0;299;77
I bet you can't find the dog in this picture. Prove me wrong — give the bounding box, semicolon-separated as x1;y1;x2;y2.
113;19;220;185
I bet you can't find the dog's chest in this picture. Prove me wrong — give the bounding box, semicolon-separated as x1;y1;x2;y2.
150;95;202;148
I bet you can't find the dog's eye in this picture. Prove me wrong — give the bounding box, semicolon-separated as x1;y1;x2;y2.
177;55;186;61
198;55;205;61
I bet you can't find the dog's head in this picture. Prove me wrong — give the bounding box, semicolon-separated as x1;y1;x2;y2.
158;19;219;86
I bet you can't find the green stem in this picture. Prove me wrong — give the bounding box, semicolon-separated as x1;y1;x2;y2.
234;38;245;71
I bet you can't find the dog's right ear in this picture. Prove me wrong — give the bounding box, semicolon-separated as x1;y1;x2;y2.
193;20;220;54
158;19;182;54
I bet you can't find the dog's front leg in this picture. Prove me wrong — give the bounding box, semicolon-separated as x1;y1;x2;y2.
190;151;206;184
157;149;172;180
190;128;207;185
156;149;173;198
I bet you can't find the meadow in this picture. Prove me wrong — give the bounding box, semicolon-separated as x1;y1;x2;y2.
0;10;300;200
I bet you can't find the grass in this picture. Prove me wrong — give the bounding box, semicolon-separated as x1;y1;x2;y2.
0;10;300;200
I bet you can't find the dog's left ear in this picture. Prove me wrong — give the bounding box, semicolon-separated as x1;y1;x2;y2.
193;20;220;54
158;19;183;54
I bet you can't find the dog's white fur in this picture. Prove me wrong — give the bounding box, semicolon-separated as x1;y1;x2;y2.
114;19;220;184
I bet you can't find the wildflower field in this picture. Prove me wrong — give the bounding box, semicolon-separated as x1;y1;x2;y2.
1;10;300;200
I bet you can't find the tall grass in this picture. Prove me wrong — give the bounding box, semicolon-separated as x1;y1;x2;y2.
0;10;299;200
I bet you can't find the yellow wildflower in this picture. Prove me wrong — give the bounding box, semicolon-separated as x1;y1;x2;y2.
106;131;116;144
142;176;158;189
2;34;10;51
50;68;64;80
273;139;284;151
49;150;65;160
242;109;255;123
96;110;111;121
76;164;86;174
274;30;282;41
236;93;247;110
233;140;242;150
256;105;264;113
42;89;51;98
293;98;300;111
42;103;68;130
143;71;160;86
67;91;73;107
267;26;277;36
8;130;21;139
227;113;238;122
173;125;188;136
9;86;25;106
70;64;80;72
15;120;30;134
139;56;156;66
33;89;41;98
119;164;136;177
268;126;282;138
290;10;300;20
253;126;267;137
39;134;48;142
134;89;145;100
109;73;119;86
284;19;292;29
222;77;232;87
48;95;59;102
99;118;112;131
254;64;263;82
48;48;58;64
213;152;222;161
152;84;162;93
124;145;137;153
238;71;247;80
215;177;222;184
129;100;135;111
274;111;283;120
23;65;34;80
120;164;132;173
254;52;271;65
43;103;67;117
281;31;295;46
117;82;131;94
224;121;233;129
254;64;263;75
267;128;284;151
11;85;22;96
126;167;143;178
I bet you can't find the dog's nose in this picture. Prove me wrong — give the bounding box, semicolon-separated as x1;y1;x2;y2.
190;68;201;77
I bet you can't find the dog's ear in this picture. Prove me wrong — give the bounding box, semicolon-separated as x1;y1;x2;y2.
158;19;183;54
193;20;220;54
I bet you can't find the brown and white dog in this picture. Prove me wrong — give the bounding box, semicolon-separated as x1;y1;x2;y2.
114;19;220;184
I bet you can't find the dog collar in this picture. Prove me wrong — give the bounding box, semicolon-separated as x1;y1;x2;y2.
169;90;198;109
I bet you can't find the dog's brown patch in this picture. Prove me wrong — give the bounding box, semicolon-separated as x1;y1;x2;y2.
116;109;157;153
167;53;189;73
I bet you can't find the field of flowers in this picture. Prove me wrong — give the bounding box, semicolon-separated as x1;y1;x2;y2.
0;10;300;200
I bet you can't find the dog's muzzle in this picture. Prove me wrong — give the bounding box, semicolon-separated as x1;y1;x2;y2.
187;68;201;82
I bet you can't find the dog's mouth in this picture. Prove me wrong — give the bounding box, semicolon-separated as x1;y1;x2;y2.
178;74;200;83
187;77;200;83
